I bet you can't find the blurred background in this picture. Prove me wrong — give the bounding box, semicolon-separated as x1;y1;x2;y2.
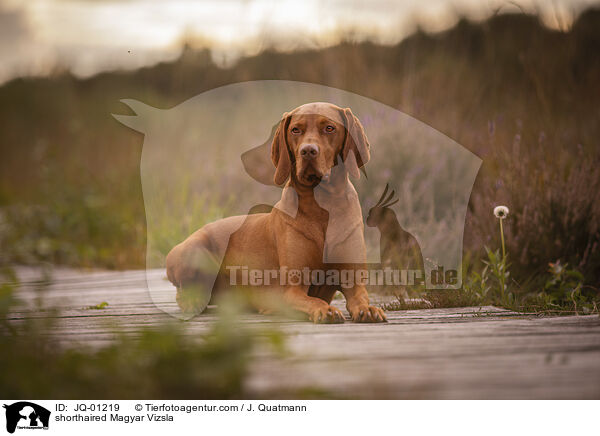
1;0;600;401
0;0;599;301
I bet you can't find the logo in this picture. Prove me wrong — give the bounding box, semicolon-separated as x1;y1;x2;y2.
113;80;481;318
3;402;50;434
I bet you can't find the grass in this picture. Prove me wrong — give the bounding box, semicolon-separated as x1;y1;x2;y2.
381;249;600;315
86;301;109;310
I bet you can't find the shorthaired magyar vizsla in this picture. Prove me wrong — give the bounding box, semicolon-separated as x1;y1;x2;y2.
167;102;386;323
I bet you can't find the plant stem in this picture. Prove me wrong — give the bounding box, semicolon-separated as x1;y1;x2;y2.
499;218;506;260
499;218;506;301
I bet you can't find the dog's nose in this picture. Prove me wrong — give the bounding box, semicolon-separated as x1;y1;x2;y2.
300;144;319;159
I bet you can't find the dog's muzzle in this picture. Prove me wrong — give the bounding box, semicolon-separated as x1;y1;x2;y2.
300;144;319;159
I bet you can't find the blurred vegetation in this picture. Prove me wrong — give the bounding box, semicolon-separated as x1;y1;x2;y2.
0;268;286;399
0;9;599;308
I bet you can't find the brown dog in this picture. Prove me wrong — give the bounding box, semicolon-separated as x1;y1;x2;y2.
166;102;386;323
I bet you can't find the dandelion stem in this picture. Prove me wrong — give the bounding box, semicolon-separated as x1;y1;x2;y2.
498;217;507;301
499;218;506;260
493;205;509;304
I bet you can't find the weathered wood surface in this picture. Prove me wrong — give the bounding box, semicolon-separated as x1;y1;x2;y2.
5;267;600;399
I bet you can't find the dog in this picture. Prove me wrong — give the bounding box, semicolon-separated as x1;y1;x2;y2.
166;102;387;323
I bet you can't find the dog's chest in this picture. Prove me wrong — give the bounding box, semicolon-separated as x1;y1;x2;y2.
281;211;327;268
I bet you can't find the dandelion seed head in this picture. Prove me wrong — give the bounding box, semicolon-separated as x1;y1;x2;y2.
494;205;509;219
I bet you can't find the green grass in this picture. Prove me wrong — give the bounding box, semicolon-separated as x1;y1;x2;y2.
86;301;109;310
381;249;600;314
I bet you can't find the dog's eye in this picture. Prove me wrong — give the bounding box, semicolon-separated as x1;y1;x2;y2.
290;127;301;135
325;125;335;133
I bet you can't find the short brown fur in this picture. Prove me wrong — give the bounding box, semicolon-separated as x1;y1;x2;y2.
166;102;386;323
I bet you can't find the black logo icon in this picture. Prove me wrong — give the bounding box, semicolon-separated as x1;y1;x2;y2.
3;402;50;434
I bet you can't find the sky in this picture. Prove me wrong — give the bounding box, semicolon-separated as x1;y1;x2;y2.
0;0;597;84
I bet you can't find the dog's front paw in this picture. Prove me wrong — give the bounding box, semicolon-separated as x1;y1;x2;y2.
347;304;387;323
309;305;345;324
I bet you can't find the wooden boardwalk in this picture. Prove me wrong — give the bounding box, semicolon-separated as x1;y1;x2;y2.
6;267;600;399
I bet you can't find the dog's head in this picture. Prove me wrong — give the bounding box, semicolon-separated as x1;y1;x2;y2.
271;102;370;187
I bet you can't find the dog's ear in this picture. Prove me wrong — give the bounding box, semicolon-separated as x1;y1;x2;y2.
271;112;292;186
341;108;370;179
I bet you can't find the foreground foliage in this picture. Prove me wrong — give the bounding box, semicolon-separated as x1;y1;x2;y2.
0;269;284;399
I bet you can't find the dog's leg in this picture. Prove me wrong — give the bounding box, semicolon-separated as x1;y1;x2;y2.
342;285;387;323
283;286;345;323
166;231;220;315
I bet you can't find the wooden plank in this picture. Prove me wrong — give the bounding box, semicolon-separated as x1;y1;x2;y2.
4;267;600;399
